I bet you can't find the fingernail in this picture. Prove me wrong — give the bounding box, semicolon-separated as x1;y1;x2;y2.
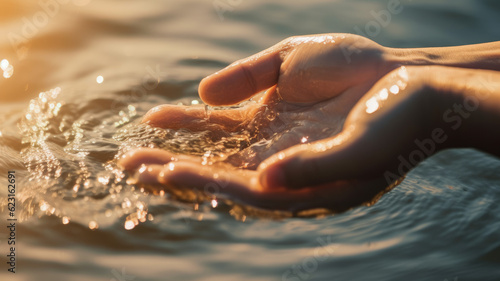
260;166;286;189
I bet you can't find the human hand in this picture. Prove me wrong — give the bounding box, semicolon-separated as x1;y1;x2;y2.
118;34;500;212
140;33;398;167
119;63;442;213
117;34;421;213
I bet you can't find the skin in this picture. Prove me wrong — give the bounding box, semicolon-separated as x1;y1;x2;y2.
118;34;500;213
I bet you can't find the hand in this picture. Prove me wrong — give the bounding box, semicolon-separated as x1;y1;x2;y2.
139;34;398;168
118;35;438;213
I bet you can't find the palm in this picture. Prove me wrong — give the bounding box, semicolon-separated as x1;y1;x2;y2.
119;34;399;213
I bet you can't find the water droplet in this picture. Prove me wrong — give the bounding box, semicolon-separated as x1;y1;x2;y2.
89;221;99;230
62;216;70;224
266;111;277;121
3;64;14;79
378;88;389;100
138;164;147;174
211;199;218;208
0;59;9;70
105;209;113;217
204;104;213;120
124;220;135;230
138;210;147;222
98;176;110;185
398;66;409;81
136;201;145;210
40;201;49;211
167;162;175;171
122;198;132;208
390;85;400;95
366;97;380;114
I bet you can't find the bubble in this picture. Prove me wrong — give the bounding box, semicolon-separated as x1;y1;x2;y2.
266;111;277;121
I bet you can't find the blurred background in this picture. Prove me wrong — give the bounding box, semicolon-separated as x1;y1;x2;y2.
1;0;500;280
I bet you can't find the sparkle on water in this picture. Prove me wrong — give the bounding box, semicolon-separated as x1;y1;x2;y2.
14;87;300;230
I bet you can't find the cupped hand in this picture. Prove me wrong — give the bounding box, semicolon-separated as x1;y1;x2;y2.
118;34;430;213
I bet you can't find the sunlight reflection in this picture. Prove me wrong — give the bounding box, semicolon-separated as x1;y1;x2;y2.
0;59;8;69
62;216;70;225
1;59;14;78
96;75;104;84
124;220;135;230
390;85;400;95
378;88;389;100
211;199;218;208
365;97;380;114
88;221;99;230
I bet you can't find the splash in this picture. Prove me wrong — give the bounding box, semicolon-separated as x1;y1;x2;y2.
14;89;287;230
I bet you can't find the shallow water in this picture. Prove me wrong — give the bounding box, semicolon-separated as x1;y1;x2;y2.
1;0;500;280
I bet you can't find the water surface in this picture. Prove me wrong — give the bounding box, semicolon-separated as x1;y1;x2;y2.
1;0;500;280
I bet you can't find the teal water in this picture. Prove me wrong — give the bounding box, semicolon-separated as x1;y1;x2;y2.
1;0;500;280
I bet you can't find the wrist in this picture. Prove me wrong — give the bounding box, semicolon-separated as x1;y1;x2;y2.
382;47;437;70
385;43;500;72
427;67;500;152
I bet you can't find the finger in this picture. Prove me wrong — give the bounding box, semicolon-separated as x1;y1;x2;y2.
142;86;281;131
117;147;198;171
199;45;284;106
135;161;264;201
258;127;377;190
135;161;391;213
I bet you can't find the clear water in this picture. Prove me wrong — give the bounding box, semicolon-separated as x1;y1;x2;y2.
1;0;500;280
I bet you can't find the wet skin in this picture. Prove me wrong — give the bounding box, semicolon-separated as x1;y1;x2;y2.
119;34;500;213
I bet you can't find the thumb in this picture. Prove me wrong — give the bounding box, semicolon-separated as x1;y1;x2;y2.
258;125;384;189
199;46;283;106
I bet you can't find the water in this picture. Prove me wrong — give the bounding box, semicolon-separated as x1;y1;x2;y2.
1;0;500;280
